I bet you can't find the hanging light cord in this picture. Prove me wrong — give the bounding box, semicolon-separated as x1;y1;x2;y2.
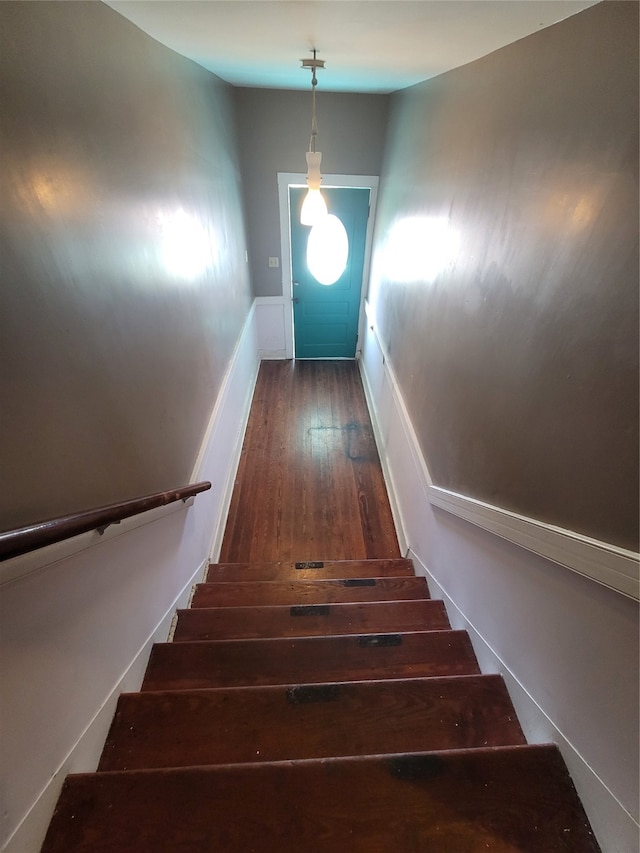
308;50;319;153
309;85;318;152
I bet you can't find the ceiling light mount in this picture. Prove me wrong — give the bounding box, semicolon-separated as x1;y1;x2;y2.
300;49;325;87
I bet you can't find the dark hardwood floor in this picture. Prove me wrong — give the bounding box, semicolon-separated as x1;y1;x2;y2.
220;360;400;562
40;359;602;852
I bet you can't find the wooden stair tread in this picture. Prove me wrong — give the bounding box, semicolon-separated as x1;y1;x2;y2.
206;557;415;582
191;576;431;607
99;675;525;771
40;359;601;852
142;630;480;691
43;746;601;852
173;600;450;641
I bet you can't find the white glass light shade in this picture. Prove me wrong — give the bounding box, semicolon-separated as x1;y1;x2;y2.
300;149;327;225
300;188;328;226
307;214;349;285
305;151;322;189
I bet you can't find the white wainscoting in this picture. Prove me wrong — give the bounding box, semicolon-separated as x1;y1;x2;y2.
1;304;260;853
359;308;640;853
361;301;639;601
254;296;292;360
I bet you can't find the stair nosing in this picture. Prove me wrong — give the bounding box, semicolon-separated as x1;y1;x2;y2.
177;599;443;614
208;559;414;566
70;743;561;779
196;576;427;586
151;628;467;647
113;672;511;701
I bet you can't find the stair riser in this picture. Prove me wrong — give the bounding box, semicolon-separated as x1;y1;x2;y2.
192;577;431;607
206;558;415;582
173;600;450;641
40;361;602;853
99;675;525;771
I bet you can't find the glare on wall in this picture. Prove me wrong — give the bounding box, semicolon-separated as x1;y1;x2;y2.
384;216;460;284
157;208;217;280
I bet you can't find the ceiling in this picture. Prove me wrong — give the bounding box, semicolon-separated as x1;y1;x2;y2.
105;0;599;94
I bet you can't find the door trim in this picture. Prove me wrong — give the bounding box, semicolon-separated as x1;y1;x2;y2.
277;173;379;359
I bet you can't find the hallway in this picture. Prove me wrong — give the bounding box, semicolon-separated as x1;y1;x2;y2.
40;359;601;852
2;2;637;847
221;359;399;562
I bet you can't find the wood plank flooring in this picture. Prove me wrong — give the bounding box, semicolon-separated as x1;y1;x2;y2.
220;360;399;562
41;361;601;852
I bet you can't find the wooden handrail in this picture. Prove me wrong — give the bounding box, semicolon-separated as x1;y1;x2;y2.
0;481;211;562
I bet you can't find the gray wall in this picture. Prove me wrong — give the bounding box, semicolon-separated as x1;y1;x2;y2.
369;1;638;550
0;1;252;531
235;87;389;297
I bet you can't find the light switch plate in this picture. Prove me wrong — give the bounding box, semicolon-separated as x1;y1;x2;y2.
268;257;280;268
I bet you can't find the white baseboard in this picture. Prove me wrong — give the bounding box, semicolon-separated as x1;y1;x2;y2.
2;560;205;853
193;301;261;561
359;312;639;852
409;549;640;853
362;300;638;601
259;349;288;360
357;353;408;558
1;306;261;853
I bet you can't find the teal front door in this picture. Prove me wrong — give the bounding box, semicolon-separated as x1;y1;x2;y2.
290;186;370;359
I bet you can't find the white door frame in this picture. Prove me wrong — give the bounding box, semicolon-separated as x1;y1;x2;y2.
277;173;379;359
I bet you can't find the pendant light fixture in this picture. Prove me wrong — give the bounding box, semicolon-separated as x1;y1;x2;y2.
300;49;328;226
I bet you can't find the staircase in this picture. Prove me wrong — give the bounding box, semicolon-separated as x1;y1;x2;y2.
42;558;601;851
